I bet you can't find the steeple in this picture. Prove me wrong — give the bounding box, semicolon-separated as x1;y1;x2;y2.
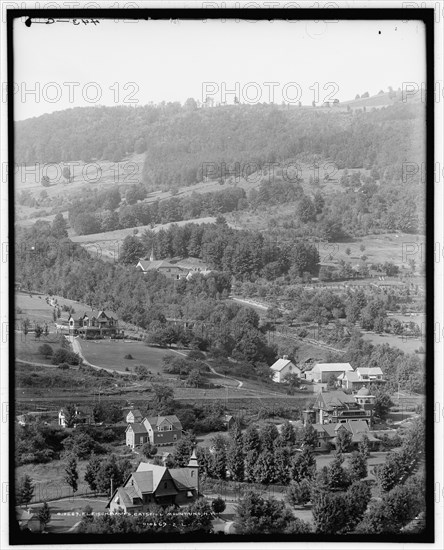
187;448;198;469
150;247;155;262
187;448;199;494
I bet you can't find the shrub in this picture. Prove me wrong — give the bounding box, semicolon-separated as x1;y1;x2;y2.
58;363;70;370
51;348;80;365
38;344;53;357
211;496;226;514
124;354;134;360
187;350;205;361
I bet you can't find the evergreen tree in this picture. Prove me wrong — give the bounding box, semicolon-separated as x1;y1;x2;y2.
244;426;261;482
17;475;34;506
280;420;296;446
172;435;194;467
346;481;371;530
212;446;227;480
119;235;145;265
37;501;51;528
211;496;226;515
253;450;277;485
274;446;291;484
226;424;244;481
312;490;351;534
374;456;399;493
64;455;79;495
358;434;370;459
348;451;368;481
84;453;101;493
327;452;351;491
291;446;316;483
286;478;312;506
302;423;318;450
335;428;353;453
259;424;279;452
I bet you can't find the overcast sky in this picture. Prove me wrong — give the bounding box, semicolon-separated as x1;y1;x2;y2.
13;17;426;120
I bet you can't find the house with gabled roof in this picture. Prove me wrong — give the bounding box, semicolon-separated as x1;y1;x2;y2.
305;362;353;384
106;452;199;512
270;356;301;383
126;409;143;423
143;415;183;447
125;414;183;448
126;422;149;448
337;367;385;390
306;388;374;426
136;250;189;281
312;419;380;452
68;309;121;338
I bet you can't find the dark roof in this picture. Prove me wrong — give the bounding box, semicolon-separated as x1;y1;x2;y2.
126;422;147;434
131;471;154;493
169;469;195;491
144;415;182;430
316;391;357;409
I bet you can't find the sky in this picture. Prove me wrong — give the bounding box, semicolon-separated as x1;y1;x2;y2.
12;17;426;120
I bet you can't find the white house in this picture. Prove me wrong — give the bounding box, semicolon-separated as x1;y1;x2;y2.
126;409;143;423
270;357;301;383
337;367;385;390
305;362;353;383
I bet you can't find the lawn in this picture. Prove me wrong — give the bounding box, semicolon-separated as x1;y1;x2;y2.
360;331;425;354
15;332;63;365
77;339;171;374
15;291;97;326
16;460;92;504
24;497;109;533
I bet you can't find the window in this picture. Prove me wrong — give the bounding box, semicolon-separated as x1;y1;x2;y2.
191;470;194;477
173;435;177;440
164;482;168;489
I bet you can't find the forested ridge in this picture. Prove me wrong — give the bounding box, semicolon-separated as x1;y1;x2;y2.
15;101;424;191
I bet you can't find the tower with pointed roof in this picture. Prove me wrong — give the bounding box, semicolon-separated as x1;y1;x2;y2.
187;448;199;494
150;247;155;262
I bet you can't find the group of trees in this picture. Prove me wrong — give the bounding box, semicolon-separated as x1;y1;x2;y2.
16;102;423;194
83;453;133;495
119;220;320;280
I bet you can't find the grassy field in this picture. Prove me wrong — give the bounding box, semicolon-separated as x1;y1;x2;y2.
23;497;109;533
15;332;63;365
15;291;94;326
77;339;171;374
361;331;425;354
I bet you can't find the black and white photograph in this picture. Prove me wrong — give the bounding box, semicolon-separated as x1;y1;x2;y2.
2;2;441;546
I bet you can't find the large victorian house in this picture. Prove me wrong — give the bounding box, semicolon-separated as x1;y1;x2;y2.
303;387;376;427
68;309;122;338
